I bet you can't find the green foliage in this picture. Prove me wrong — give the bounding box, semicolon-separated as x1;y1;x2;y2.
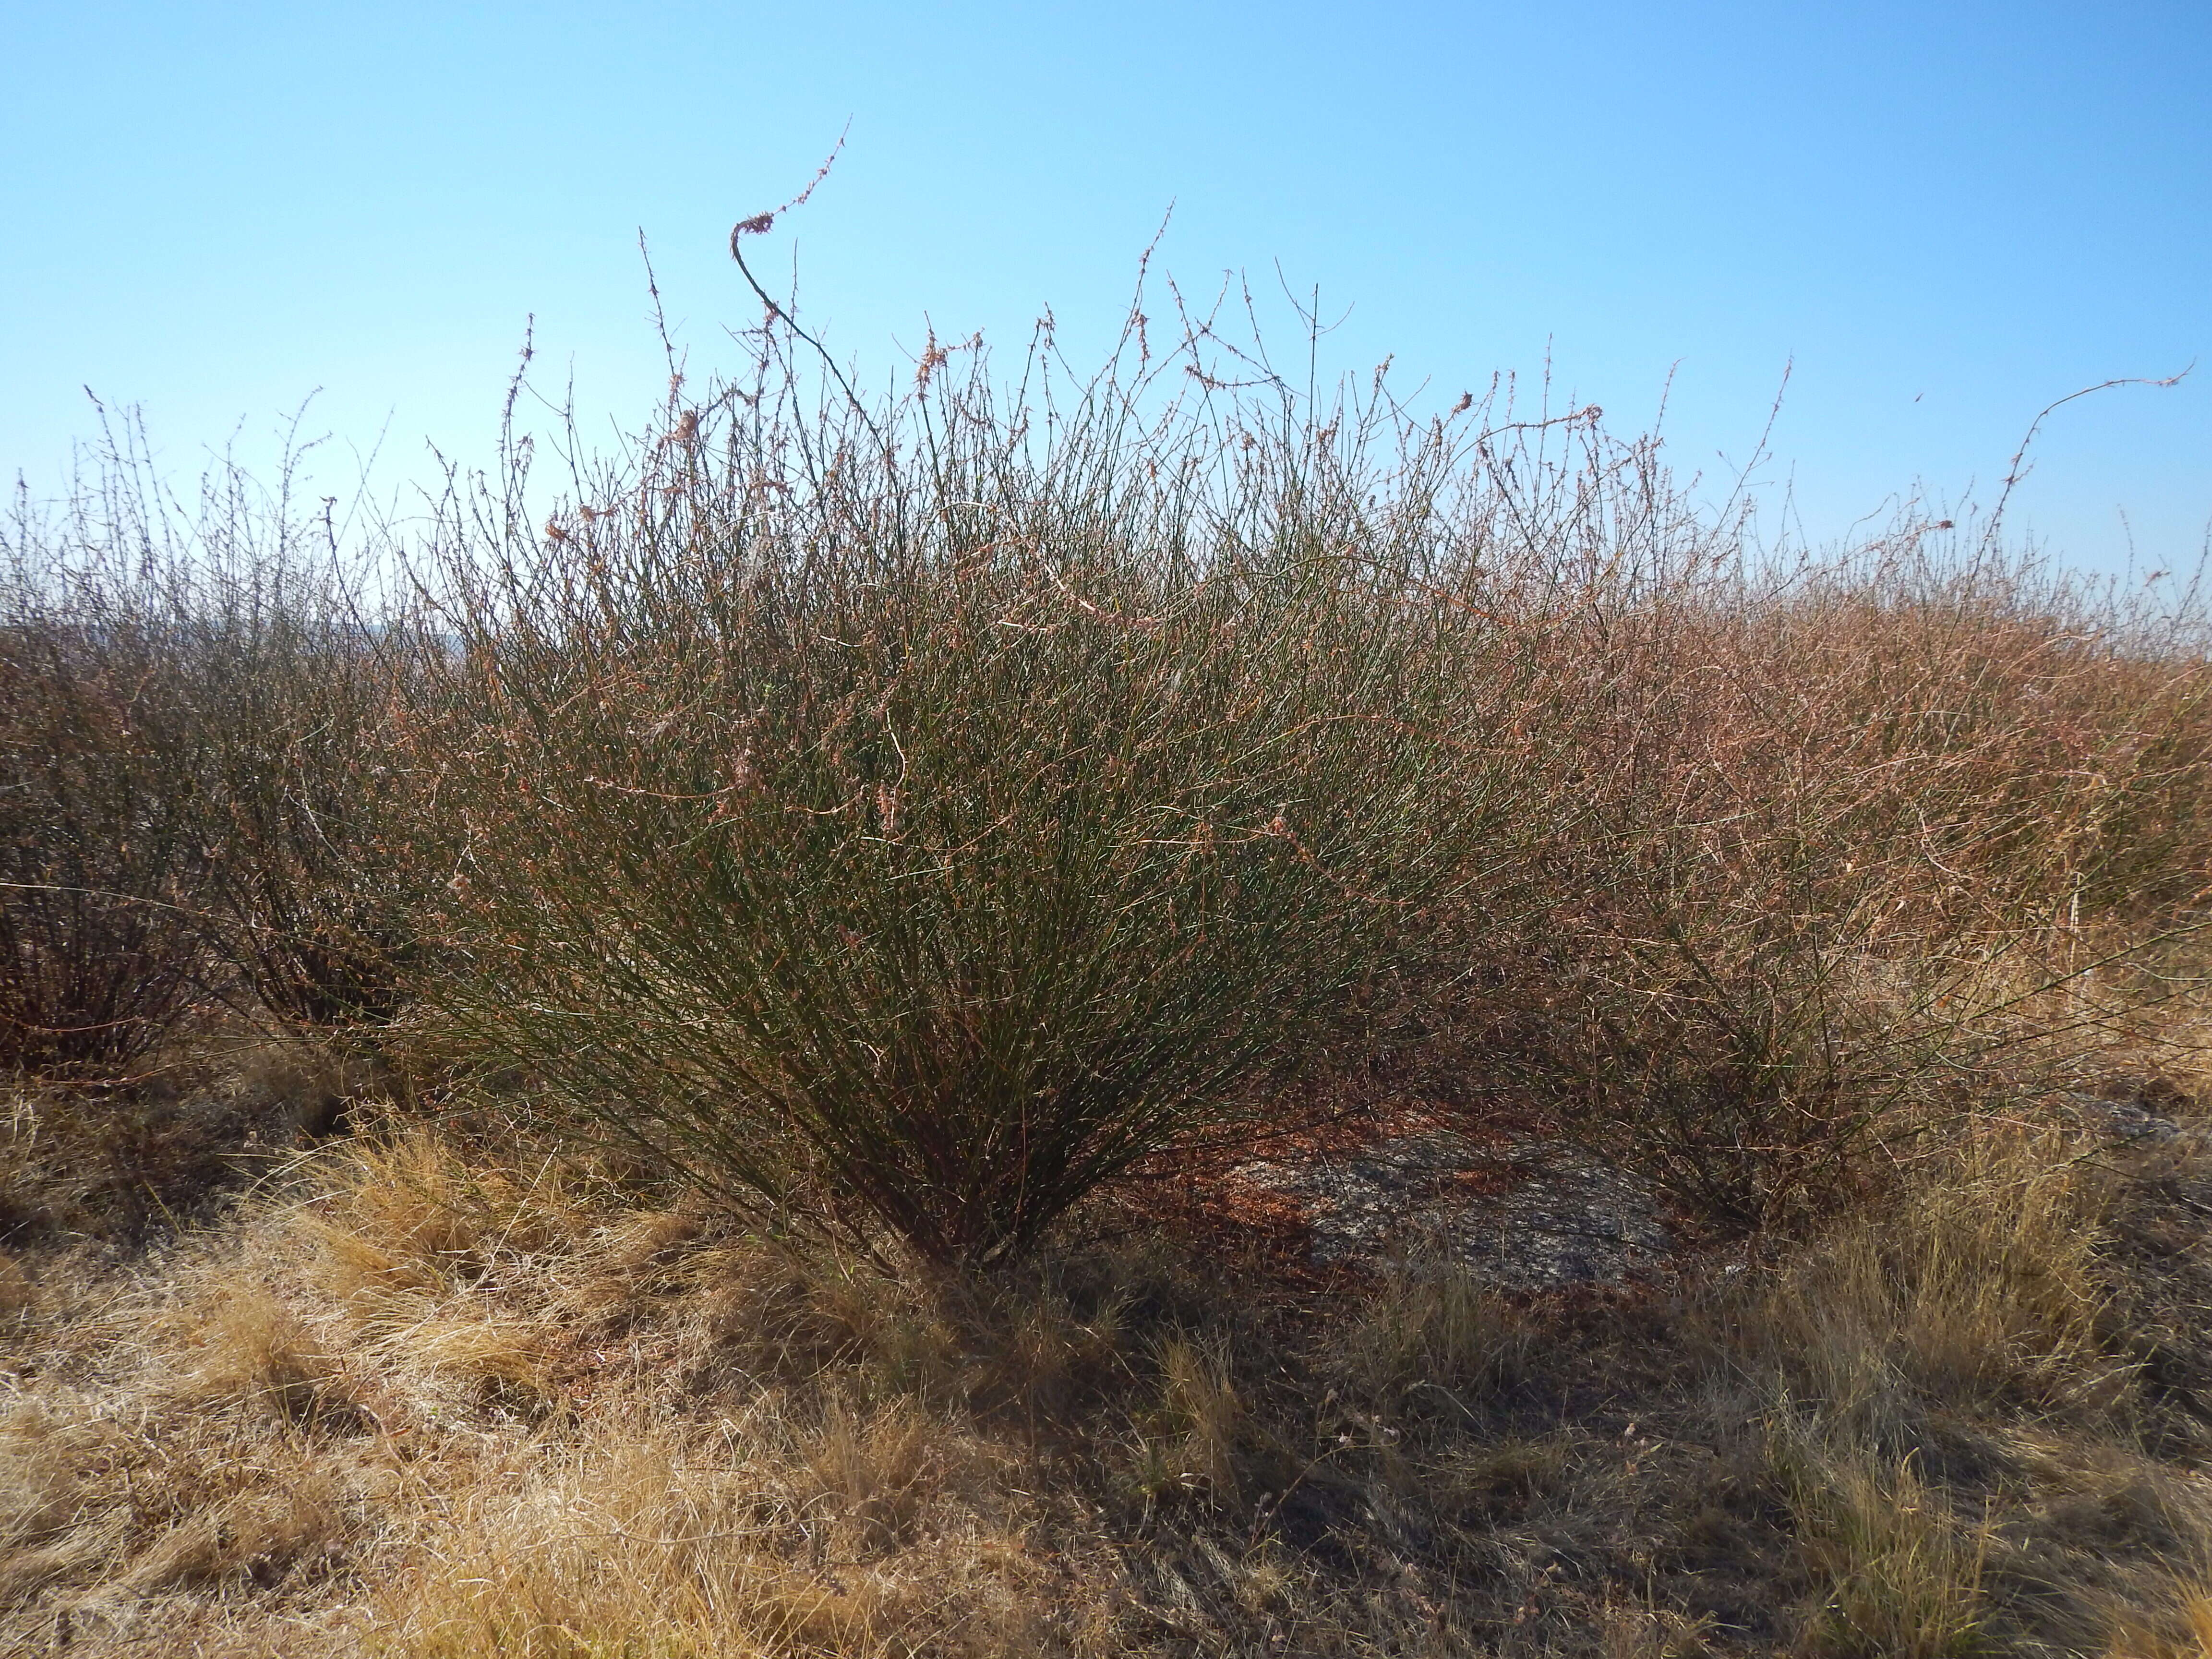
431;358;1518;1266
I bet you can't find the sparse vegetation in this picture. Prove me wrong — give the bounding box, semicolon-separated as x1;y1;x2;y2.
3;280;2211;1653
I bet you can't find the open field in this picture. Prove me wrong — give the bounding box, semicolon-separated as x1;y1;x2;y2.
6;307;2212;1654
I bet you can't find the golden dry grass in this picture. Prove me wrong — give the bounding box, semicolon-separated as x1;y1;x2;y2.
7;1062;2212;1658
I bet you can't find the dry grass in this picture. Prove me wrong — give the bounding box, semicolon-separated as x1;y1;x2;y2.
1741;1120;2119;1424
6;1066;2212;1656
1767;1427;1996;1659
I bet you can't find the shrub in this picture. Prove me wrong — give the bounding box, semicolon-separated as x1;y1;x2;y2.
407;289;2212;1256
1;418;430;1067
186;590;427;1031
424;346;1522;1267
0;601;208;1074
9;282;2207;1248
1452;554;2212;1228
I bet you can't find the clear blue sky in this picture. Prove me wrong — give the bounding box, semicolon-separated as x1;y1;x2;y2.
5;0;2207;571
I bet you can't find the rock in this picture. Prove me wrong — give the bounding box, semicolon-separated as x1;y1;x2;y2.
1234;1131;1670;1290
2060;1092;2184;1147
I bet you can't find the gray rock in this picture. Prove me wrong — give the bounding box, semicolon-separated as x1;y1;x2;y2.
2059;1092;2184;1147
1234;1132;1670;1290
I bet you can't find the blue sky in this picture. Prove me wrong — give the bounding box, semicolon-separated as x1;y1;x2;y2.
4;0;2207;571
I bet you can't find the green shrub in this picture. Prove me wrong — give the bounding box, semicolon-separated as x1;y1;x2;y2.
416;301;2212;1255
426;350;1526;1267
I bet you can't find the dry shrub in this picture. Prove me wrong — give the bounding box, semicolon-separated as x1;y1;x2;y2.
0;602;209;1075
2;415;431;1075
1471;563;2212;1231
191;607;427;1032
